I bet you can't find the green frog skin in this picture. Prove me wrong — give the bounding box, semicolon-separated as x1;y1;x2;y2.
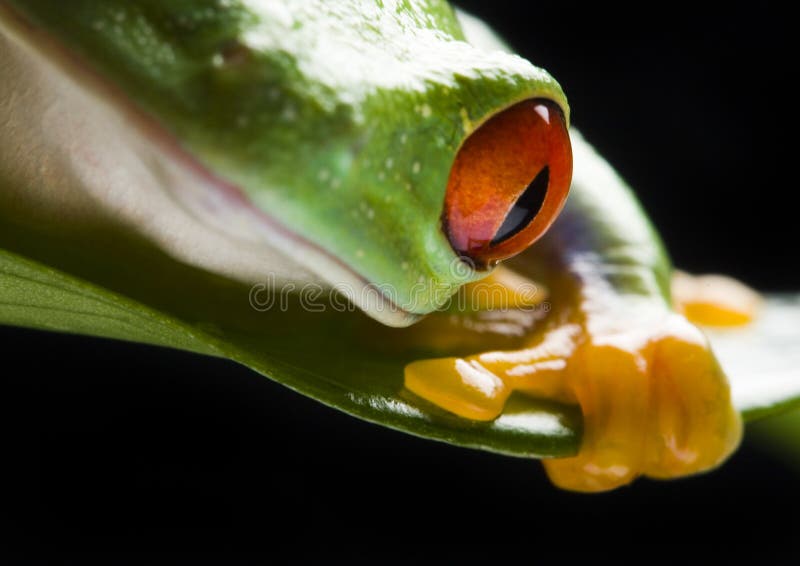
0;1;744;492
0;0;569;326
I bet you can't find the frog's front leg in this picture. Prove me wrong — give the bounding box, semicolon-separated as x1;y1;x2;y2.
405;131;743;492
407;277;743;492
536;285;741;492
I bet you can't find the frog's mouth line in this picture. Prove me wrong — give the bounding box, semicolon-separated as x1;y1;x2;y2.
0;3;421;328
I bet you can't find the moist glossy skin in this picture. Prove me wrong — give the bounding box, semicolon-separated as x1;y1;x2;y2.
398;16;742;491
1;0;568;323
0;1;745;491
405;131;744;492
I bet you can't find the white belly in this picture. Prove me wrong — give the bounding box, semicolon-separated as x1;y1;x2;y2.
0;17;324;288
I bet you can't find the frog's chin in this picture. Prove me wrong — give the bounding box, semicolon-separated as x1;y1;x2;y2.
0;5;421;328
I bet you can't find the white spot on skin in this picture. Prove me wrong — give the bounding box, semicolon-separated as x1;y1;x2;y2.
412;161;421;174
460;107;473;133
281;105;297;121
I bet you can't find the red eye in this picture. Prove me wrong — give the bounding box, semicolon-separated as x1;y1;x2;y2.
442;99;573;268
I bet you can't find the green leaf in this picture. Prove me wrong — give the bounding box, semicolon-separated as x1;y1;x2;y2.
749;409;800;471
0;246;581;458
2;245;799;459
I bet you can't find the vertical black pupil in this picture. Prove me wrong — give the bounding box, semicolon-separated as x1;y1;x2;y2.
491;166;549;245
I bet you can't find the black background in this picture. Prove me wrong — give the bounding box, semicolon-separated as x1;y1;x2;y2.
2;1;798;563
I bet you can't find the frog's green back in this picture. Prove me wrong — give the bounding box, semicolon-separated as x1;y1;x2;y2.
3;0;568;319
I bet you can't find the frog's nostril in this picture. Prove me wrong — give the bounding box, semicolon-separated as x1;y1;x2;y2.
442;99;572;268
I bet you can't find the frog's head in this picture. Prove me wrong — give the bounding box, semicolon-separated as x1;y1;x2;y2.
3;0;571;326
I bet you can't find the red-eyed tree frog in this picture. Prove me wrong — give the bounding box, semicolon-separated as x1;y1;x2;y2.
0;0;759;491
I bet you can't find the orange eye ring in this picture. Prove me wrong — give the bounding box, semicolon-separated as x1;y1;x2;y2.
442;98;573;268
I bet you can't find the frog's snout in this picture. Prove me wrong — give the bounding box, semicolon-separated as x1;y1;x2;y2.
442;99;573;269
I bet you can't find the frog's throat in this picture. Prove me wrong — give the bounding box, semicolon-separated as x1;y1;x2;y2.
0;4;420;328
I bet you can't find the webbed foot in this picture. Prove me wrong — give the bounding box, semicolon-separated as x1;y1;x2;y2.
404;271;746;492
